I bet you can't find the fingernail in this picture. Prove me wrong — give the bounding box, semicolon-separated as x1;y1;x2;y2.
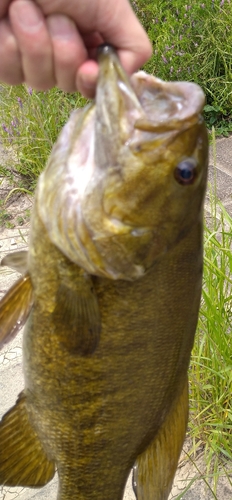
12;0;43;31
47;15;75;39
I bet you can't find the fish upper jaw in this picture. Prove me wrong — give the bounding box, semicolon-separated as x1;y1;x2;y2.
94;45;145;171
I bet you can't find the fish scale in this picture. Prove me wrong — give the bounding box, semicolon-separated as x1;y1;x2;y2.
0;44;208;499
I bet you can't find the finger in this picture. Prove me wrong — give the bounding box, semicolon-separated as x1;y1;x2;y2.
117;47;150;76
46;14;87;93
36;0;152;73
9;0;55;90
0;18;23;85
76;60;99;98
75;32;104;96
0;0;11;18
98;0;152;74
77;49;148;98
82;32;104;53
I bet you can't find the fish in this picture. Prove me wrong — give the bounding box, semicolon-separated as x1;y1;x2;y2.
0;44;208;500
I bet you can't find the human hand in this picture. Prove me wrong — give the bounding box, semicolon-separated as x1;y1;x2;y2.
0;0;152;96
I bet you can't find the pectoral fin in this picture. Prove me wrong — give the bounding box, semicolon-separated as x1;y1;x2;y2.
0;274;33;348
1;250;28;274
0;392;55;486
54;273;101;355
133;379;189;500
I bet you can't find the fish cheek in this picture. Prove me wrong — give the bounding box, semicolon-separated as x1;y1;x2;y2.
52;281;101;356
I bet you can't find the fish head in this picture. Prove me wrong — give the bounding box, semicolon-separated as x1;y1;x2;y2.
37;45;208;280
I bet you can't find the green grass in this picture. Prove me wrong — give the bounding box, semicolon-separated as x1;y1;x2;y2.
0;85;87;189
183;150;232;494
189;205;232;467
166;193;232;494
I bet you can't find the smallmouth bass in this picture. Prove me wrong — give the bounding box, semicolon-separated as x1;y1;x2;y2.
0;45;208;500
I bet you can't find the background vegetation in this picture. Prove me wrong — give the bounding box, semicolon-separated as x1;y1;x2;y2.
189;200;232;480
0;87;86;190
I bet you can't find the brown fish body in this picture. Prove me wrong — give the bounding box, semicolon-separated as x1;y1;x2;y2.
23;208;202;500
0;46;208;499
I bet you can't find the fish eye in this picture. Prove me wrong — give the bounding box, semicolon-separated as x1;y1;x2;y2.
174;158;197;185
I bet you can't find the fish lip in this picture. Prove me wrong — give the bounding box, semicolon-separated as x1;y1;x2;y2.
97;43;126;78
131;71;205;131
95;45;205;157
97;43;116;59
97;45;205;127
96;43;143;114
94;44;144;171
